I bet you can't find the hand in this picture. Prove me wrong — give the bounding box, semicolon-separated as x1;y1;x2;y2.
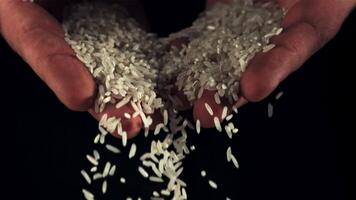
0;0;145;138
192;0;355;128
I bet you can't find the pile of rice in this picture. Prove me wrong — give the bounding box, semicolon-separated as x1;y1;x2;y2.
62;0;284;199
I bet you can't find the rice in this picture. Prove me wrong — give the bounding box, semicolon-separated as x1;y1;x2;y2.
109;165;116;176
103;162;111;178
149;176;164;183
226;147;232;162
214;92;221;104
93;150;100;160
128;143;137;159
221;106;228;120
214;117;222;132
81;170;91;184
93;173;103;180
196;120;201;134
105;144;121;154
226;114;233;121
268;103;273;118
82;189;94;200
138;166;149;178
90;167;97;173
163;109;168;125
161;189;171;196
120;177;126;183
102;180;107;194
208;180;218;189
262;44;276;53
86;155;98;166
67;0;284;198
231;155;240;169
275;91;284;100
122;131;127;147
115;97;131;109
124;113;131;119
153;191;160;197
93;134;100;144
201;170;207;177
204;103;214;116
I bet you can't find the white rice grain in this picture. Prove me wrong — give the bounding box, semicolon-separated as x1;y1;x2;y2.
275;91;284;100
201;170;206;177
103;162;111;178
214;92;221;104
208;180;218;189
214;117;222;132
129;143;137;159
81;170;91;184
149;176;164;183
268;103;273;118
109;165;116;176
226;147;232;162
102;180;107;194
86;155;98;166
221;106;228;120
196;119;201;134
82;189;94;200
204;103;214;116
105;144;121;154
120;177;126;183
138;166;149;178
163;109;168;125
226;114;233;121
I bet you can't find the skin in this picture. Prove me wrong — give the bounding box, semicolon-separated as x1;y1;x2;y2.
1;0;355;136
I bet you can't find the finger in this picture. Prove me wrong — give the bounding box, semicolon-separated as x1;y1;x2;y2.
89;104;143;139
0;0;96;111
240;0;352;102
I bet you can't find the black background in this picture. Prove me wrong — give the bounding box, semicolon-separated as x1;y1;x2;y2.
0;1;354;200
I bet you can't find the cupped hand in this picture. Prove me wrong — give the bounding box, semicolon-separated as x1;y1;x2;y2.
0;0;146;138
192;0;355;128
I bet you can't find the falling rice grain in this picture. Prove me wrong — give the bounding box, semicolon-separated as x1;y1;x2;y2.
82;189;94;200
129;143;137;159
86;155;98;166
103;162;111;178
163;109;168;125
109;165;116;176
138;166;149;178
196;119;201;134
268;103;273;118
102;180;107;194
214;117;222;132
221;106;228;120
81;170;91;184
208;180;218;189
120;177;126;183
201;170;206;177
275;91;284;100
149;176;164;183
105;144;121;154
226;114;233;121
